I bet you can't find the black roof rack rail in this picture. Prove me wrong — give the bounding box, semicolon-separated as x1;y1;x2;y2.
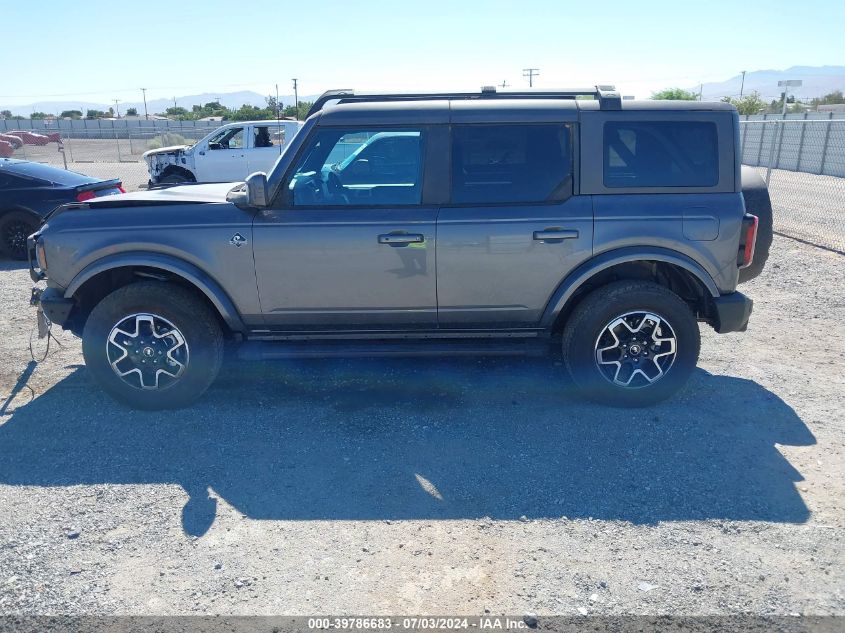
307;85;622;117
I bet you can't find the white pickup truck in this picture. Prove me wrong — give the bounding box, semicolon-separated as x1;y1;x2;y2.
142;120;304;185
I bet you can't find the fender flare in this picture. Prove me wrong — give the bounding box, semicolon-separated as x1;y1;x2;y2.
0;204;43;222
540;246;720;329
65;251;246;332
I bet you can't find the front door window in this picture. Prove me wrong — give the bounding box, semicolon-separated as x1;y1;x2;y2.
207;127;244;150
285;129;424;207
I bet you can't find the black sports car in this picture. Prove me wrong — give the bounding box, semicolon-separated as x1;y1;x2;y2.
0;159;124;259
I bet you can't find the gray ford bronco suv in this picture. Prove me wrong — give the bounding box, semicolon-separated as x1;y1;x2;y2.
28;86;770;410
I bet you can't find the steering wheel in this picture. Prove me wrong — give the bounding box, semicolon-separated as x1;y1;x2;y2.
292;174;325;205
327;171;349;204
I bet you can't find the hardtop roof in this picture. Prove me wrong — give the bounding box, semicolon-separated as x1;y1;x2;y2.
316;97;736;126
309;87;737;119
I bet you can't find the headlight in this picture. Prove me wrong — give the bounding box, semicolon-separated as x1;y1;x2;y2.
36;240;48;271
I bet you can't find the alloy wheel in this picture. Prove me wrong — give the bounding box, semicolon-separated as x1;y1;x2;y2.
106;313;189;390
594;311;677;389
2;220;31;258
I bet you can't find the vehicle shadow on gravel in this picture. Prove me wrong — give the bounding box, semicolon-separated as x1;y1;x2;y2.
0;357;814;535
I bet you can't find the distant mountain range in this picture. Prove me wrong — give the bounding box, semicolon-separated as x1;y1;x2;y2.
696;66;845;101
1;91;320;117
4;66;844;116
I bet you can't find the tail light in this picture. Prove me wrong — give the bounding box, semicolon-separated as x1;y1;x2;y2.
738;214;759;269
76;184;124;201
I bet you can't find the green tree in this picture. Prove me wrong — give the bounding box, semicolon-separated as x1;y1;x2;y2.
60;110;83;119
85;109;107;119
30;111;51;119
721;91;766;115
125;107;138;116
227;104;268;121
810;90;844;107
0;109;12;118
283;100;313;120
651;88;698;101
165;106;189;117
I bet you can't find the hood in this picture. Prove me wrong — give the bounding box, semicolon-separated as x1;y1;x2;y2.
142;145;189;158
88;182;241;205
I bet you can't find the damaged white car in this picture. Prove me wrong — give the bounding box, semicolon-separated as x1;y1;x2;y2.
142;120;304;185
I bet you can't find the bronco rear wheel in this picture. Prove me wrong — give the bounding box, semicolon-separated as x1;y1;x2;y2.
561;280;700;406
82;282;224;410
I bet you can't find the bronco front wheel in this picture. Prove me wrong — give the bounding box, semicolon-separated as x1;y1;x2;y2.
561;280;700;406
82;282;224;410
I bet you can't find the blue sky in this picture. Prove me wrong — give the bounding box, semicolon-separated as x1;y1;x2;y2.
2;0;843;106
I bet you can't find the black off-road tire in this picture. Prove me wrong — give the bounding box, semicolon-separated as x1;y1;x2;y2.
0;210;39;260
82;282;224;410
160;173;190;185
561;281;701;407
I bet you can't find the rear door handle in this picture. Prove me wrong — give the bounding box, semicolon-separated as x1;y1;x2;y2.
533;228;579;241
378;233;424;246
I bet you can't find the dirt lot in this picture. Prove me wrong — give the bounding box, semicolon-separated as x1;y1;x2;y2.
0;235;843;617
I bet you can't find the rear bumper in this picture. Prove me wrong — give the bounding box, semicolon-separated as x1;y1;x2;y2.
711;291;753;333
31;286;74;327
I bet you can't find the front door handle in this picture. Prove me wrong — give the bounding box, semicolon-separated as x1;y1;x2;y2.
533;228;579;241
378;233;424;246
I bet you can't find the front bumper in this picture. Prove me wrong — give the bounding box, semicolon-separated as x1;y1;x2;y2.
711;291;753;333
31;286;74;327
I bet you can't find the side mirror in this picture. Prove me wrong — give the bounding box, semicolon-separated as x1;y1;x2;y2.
246;171;268;207
227;172;268;210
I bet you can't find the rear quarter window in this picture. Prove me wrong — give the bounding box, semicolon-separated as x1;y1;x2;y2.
603;121;718;188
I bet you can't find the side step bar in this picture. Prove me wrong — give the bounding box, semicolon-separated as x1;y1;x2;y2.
237;338;552;361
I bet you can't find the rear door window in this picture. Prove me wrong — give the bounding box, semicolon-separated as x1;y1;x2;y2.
603;121;718;188
450;124;572;204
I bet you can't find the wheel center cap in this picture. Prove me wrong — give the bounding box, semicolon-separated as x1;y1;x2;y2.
629;344;642;355
142;347;155;358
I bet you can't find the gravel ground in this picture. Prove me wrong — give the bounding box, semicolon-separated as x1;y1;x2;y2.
0;235;843;617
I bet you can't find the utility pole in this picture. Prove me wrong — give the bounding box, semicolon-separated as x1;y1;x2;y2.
172;96;177;110
141;88;148;120
522;68;539;87
698;84;703;101
500;80;510;89
292;78;299;120
113;99;121;118
739;71;746;98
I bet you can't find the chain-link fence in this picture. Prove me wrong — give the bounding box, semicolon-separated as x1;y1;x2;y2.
740;119;845;252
